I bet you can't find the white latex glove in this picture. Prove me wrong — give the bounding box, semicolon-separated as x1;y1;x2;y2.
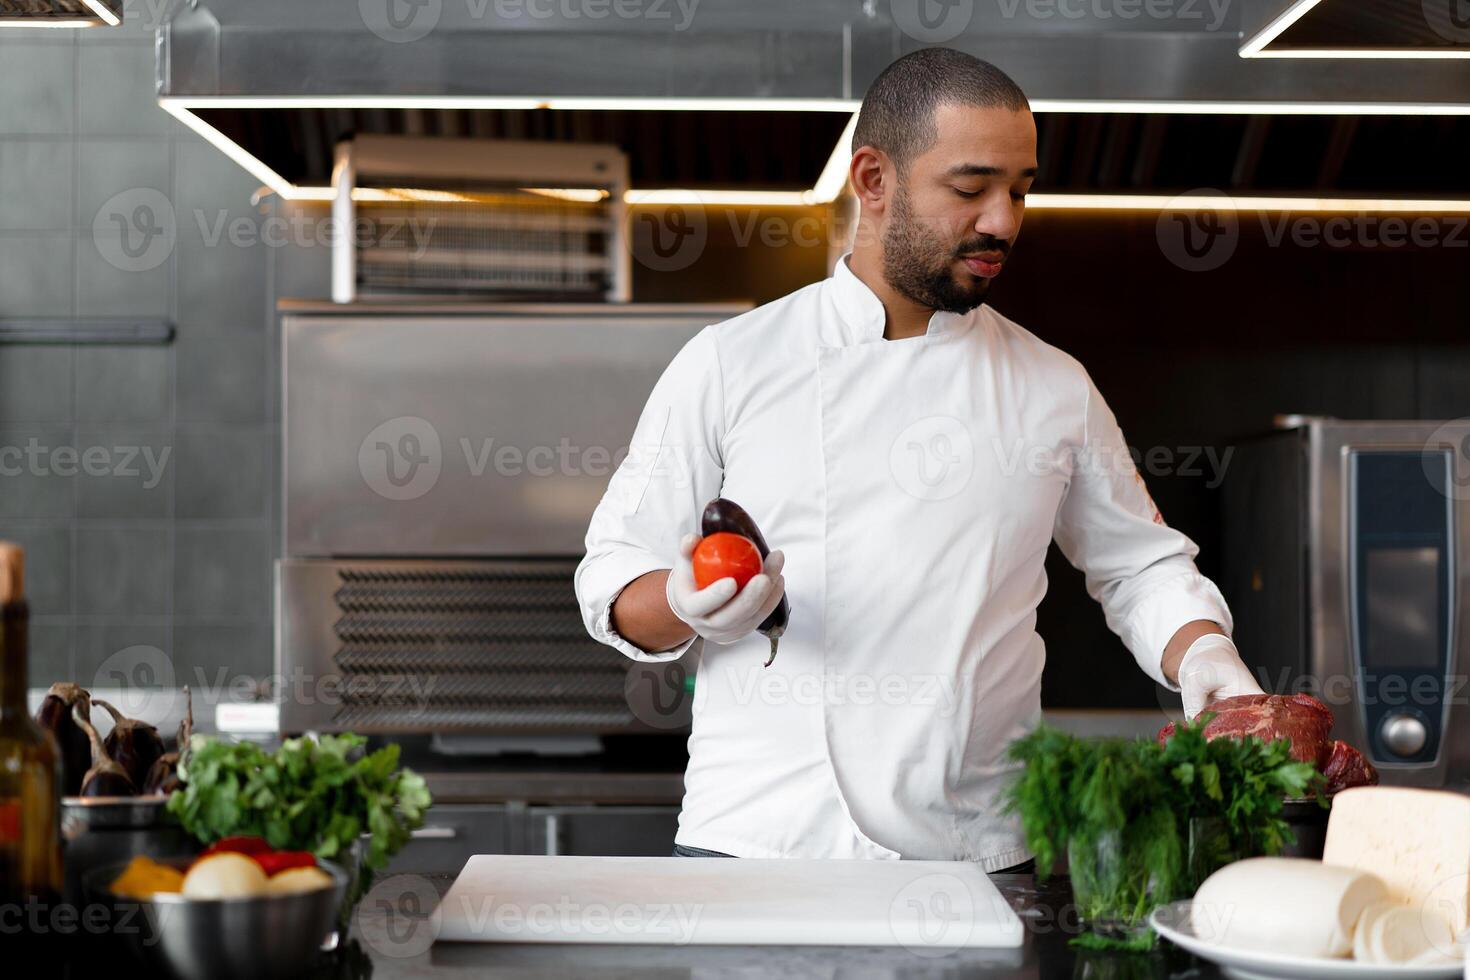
666;533;786;645
1178;633;1265;720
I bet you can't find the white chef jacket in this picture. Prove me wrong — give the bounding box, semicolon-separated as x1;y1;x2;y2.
575;255;1233;869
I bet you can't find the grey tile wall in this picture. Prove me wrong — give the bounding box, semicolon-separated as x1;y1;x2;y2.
0;33;276;691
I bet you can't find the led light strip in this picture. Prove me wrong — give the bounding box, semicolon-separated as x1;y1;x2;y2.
275;186;1470;213
161;100;297;199
1029;99;1470;115
159;95;859;113
1235;0;1470;60
0;17;98;26
160;97;1470;212
1026;193;1470;213
1247;48;1470;60
80;0;121;26
1238;0;1325;58
0;0;119;27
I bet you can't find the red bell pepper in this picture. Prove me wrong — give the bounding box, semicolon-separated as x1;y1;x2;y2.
253;851;318;876
202;835;271;857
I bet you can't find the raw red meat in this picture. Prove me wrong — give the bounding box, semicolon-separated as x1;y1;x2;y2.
1156;693;1334;767
1320;739;1378;793
1157;693;1381;794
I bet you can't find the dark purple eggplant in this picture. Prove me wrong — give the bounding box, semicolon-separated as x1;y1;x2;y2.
701;497;790;667
91;698;165;790
35;682;93;796
141;686;192;796
74;706;136;797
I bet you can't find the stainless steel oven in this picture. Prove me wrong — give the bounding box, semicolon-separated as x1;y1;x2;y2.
275;302;746;737
1221;417;1470;789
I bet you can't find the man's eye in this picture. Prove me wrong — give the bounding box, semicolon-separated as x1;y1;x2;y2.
1011;191;1029;202
953;188;979;199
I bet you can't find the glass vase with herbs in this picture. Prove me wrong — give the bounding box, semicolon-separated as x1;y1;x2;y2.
1003;715;1322;951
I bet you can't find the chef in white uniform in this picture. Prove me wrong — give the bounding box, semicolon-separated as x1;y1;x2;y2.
575;48;1263;870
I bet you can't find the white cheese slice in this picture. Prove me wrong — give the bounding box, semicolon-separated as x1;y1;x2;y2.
1353;900;1455;964
1352;901;1385;962
1192;856;1386;959
1373;903;1454;964
1322;786;1470;935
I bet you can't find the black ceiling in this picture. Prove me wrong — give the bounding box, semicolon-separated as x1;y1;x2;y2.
195;107;1470;198
1035;113;1470;196
1276;0;1470;51
197;109;853;192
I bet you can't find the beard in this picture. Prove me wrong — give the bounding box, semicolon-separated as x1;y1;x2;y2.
881;184;1003;315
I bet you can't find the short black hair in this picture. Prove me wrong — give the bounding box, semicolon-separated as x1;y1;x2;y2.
852;48;1030;169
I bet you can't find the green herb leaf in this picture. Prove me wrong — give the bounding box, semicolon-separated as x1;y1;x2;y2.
166;733;431;872
1003;715;1328;940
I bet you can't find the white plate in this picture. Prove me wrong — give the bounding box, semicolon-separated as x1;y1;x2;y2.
1149;901;1463;980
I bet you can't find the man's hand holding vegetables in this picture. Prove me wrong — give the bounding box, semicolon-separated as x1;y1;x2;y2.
576;49;1261;867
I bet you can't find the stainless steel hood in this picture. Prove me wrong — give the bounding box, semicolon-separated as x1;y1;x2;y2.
157;0;1470;106
154;0;1470;203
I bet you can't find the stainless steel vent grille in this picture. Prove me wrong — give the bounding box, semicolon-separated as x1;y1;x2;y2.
329;563;633;733
355;194;615;299
332;135;629;304
278;559;643;734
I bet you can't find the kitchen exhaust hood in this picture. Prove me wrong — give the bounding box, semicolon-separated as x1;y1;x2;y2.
156;0;1470;207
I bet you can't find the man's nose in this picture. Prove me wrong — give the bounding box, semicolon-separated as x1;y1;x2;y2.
974;197;1019;243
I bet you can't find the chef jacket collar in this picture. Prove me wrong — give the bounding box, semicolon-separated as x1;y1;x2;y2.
827;253;971;347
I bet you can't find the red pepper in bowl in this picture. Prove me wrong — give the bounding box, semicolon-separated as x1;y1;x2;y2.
202;835;272;857
253;851;317;876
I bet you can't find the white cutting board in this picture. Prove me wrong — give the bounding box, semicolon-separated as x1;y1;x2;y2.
435;855;1025;948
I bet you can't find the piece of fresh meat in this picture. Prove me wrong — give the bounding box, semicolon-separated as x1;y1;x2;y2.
1320;739;1378;793
1156;693;1334;768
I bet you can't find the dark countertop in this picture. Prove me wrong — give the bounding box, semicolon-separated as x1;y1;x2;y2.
331;872;1221;980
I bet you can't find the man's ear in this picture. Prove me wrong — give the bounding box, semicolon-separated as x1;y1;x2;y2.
849;146;892;215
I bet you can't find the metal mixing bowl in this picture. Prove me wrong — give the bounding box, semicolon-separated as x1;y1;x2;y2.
61;795;199;907
83;856;349;980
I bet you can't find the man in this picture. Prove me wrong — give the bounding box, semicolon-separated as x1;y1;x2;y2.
575;48;1262;869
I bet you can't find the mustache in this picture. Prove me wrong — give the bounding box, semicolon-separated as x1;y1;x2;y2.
953;237;1011;258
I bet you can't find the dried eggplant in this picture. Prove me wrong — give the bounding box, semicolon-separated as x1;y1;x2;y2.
91;698;164;790
75;706;137;798
141;687;192;796
35;682;92;796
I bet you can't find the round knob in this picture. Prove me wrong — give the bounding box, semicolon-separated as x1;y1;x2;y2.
1379;714;1428;757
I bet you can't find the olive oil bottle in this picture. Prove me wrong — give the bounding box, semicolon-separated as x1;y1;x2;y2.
0;543;63;937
